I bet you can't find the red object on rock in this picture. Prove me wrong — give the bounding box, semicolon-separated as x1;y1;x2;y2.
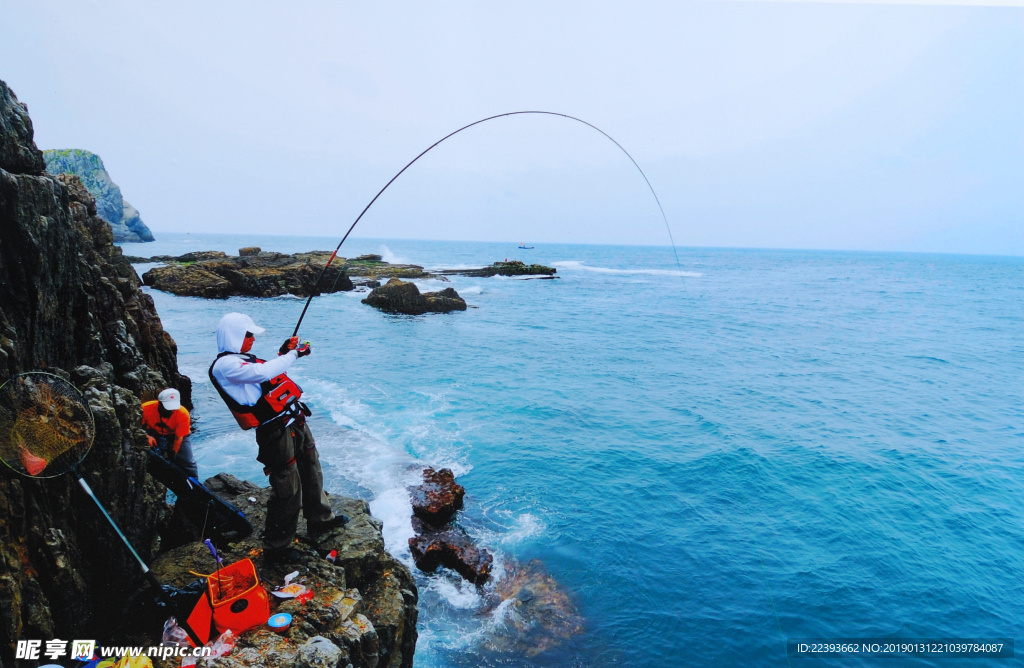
408;467;465;527
408;517;493;585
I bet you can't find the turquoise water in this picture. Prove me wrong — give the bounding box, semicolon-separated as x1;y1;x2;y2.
123;234;1024;666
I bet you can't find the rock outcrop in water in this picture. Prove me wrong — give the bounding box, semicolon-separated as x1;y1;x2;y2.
407;468;492;584
409;467;464;525
481;558;584;657
134;250;557;299
361;278;467;315
43;148;155;243
0;80;418;667
135;250;445;299
0;78;188;662
409;518;493;585
437;260;556;278
141;249;354;298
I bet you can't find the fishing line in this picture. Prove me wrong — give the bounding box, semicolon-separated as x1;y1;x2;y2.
293;110;685;337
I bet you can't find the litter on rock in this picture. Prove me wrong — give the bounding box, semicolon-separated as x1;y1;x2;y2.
268;612;293;633
272;583;311;599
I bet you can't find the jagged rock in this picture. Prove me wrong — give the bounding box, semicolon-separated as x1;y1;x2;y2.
437;260;556;277
361;279;467;315
197;629;303;668
408;517;492;585
408;468;464;527
144;473;417;668
142;250;353;298
239;246;261;256
42;148;155;242
481;558;584;658
338;614;379;668
296;636;346;668
0;82;45;175
0;78;189;665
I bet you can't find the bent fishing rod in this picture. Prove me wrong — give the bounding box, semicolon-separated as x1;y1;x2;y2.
292;110;683;337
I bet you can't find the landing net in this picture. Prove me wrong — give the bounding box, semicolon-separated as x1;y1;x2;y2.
0;373;95;478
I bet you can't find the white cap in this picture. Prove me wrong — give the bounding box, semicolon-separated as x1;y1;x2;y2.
158;388;181;411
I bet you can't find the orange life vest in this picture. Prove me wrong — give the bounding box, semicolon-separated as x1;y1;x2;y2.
208;353;303;430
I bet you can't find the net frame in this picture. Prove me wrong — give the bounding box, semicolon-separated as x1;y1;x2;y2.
0;372;96;479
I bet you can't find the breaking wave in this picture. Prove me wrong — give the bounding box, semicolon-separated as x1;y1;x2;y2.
553;260;701;277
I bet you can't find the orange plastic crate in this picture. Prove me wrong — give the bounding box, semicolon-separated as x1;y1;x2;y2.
206;558;270;636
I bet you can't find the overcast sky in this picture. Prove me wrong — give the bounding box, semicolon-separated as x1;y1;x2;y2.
2;1;1021;254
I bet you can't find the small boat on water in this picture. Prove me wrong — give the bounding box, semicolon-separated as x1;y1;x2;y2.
518;242;534;249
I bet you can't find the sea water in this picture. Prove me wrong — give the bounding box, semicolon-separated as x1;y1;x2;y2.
122;234;1024;667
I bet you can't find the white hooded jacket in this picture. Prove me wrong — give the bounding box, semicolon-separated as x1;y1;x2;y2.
211;312;298;406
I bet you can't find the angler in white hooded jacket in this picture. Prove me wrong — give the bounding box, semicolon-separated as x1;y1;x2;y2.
210;312;345;562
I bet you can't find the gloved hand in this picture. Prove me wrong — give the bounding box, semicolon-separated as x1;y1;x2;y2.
279;336;298;356
147;435;157;448
296;341;312;358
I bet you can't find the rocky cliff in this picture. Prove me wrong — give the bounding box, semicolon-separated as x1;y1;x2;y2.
42;149;154;243
0;79;418;667
0;80;187;662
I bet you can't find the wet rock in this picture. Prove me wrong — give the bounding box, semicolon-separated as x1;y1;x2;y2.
239;246;261;256
361;278;467;315
481;558;584;658
424;287;467;313
408;517;492;585
408;467;464;526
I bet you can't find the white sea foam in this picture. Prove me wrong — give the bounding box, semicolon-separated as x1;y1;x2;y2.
487;597;515;623
499;512;544;545
298;377;473;570
378;245;407;264
458;285;483;295
553;260;702;277
426;573;485;609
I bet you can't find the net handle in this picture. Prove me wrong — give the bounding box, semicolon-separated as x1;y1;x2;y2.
74;470;204;647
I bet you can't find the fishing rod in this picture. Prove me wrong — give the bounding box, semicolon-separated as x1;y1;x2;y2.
292;110;683;337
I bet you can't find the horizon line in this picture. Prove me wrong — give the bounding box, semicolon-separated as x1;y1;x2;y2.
132;231;1024;260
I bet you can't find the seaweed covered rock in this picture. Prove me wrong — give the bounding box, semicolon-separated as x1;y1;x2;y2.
438;260;556;278
361;278;467;315
481;558;584;657
141;250;352;298
342;254;430;281
0;78;189;664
